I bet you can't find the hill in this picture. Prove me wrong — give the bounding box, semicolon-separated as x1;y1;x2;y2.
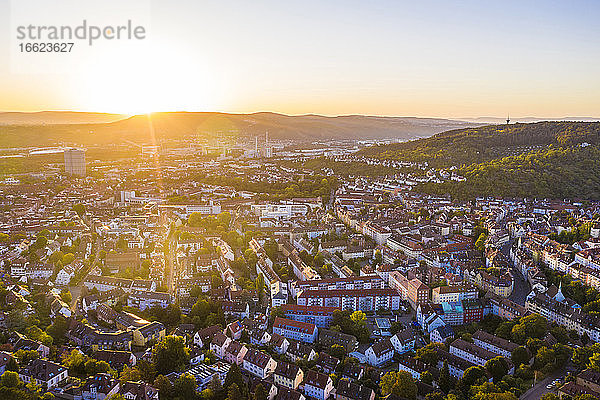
359;122;600;200
0;111;479;147
359;121;600;168
0;111;126;125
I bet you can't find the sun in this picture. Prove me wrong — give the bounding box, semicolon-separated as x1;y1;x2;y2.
69;39;222;114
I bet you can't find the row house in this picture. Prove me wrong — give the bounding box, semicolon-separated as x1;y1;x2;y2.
297;288;401;311
281;304;338;328
472;330;521;359
273;317;318;343
127;290;171;311
292;275;385;298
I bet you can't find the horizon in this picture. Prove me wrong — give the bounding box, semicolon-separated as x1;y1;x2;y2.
1;109;600;122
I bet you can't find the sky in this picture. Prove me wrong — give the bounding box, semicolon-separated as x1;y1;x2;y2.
1;0;599;118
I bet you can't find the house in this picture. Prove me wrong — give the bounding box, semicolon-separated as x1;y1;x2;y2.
118;381;159;400
335;380;375;400
210;333;232;359
12;335;50;358
93;350;136;370
132;322;166;347
341;363;364;381
286;340;317;362
318;329;358;353
249;328;272;346
221;300;250;319
472;330;520;359
365;338;394;367
397;357;429;380
127;290;171;311
224;341;247;365
449;338;499;367
269;333;290;355
273;317;318;343
390;329;416;355
315;353;340;374
430;326;454;344
226;320;244;340
276;387;306;400
194;325;222;348
242;348;277;379
303;369;334;400
81;373;120;400
19;359;68;389
274;361;304;390
0;351;14;375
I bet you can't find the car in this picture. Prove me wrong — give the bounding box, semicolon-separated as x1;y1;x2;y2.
546;384;554;390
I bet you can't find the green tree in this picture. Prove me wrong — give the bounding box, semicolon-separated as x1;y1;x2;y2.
0;371;21;388
511;346;530;367
439;360;452;393
227;383;242;400
380;371;417;400
152;336;189;375
154;374;173;400
485;356;509;382
254;383;267;400
223;363;248;397
173;373;197;400
350;311;366;327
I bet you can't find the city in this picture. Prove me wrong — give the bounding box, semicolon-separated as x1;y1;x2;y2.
1;130;600;400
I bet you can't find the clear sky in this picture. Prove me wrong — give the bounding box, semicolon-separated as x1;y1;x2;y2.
1;0;599;117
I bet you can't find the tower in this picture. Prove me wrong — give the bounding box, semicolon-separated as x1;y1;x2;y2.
506;114;510;125
255;136;259;154
64;148;86;176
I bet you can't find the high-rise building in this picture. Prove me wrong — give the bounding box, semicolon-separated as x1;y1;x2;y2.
64;148;86;176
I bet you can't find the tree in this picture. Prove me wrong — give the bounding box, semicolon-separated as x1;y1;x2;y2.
227;383;242;400
420;370;433;385
0;371;21;388
329;344;346;360
254;383;267;400
438;360;452;393
120;366;142;382
485;356;509;382
539;394;559;400
458;366;487;393
511;346;530;367
350;311;366;327
380;371;418;400
173;373;196;400
152;336;189;375
223;363;247;397
415;343;443;366
154;375;173;400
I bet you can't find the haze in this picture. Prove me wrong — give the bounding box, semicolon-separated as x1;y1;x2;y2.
1;0;599;118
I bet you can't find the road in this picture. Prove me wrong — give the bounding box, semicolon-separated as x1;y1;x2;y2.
519;367;573;400
500;239;531;306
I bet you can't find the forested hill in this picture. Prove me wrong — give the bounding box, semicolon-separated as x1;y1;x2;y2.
359;121;600;168
359;121;600;200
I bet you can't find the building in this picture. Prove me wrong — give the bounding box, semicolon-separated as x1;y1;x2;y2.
365;338;394;367
335;380;375;400
297;288;401;311
242;348;277;379
274;361;304;390
472;330;520;359
318;329;358;353
273;317;318;343
432;285;478;304
303;369;334;400
64;148;86;176
449;338;499;367
390;329;417;355
281;304;338;328
19;359;68;389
